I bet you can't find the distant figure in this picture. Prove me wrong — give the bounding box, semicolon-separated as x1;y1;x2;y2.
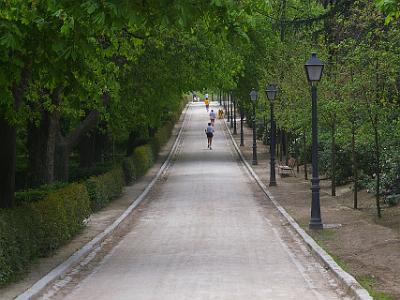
205;93;209;99
204;98;210;112
218;108;224;119
205;122;215;150
209;109;216;126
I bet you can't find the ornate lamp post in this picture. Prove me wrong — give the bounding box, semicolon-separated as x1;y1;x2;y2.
233;93;237;134
265;84;278;187
250;89;258;165
227;92;231;122
305;53;325;230
240;104;244;146
230;91;234;128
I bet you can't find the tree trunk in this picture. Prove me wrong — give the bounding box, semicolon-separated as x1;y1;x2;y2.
0;118;17;208
303;132;308;180
285;131;289;164
279;129;284;162
351;125;358;209
331;121;336;196
373;118;381;218
79;129;107;168
27;110;59;186
55;139;70;182
79;133;96;168
54;92;108;181
0;68;30;208
27;88;61;186
295;136;300;173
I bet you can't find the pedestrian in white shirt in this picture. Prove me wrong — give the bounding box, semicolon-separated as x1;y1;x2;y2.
205;123;215;149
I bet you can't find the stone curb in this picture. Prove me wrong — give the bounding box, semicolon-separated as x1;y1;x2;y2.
16;104;191;300
223;120;372;300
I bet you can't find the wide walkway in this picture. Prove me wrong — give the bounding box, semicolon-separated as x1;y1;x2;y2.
47;103;346;300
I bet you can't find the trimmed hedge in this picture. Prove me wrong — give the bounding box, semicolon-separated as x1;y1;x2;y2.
132;145;154;178
15;182;68;205
0;183;90;285
85;168;125;212
151;121;174;158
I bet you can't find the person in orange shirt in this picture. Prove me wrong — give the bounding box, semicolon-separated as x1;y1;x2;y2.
204;98;210;112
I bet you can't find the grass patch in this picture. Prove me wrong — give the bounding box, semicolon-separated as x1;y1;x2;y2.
357;276;394;300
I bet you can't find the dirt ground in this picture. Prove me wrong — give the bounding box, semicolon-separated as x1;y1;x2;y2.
228;119;400;299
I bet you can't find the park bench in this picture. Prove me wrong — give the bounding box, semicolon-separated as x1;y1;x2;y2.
278;157;296;177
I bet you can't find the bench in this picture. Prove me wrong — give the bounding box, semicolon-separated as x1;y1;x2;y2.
278;157;296;177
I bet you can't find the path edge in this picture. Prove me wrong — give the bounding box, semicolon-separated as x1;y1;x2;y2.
15;104;191;300
223;120;372;300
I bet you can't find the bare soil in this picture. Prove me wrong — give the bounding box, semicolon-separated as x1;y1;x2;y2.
229;119;400;299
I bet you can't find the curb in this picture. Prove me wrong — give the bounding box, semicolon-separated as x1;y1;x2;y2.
16;104;191;300
223;120;372;300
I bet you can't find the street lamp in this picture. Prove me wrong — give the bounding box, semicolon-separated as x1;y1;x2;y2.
305;52;324;230
240;104;244;146
230;91;234;129
227;92;231;122
233;92;237;134
250;89;258;165
265;84;277;187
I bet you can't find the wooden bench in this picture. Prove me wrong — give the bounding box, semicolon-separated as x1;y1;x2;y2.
278;157;296;177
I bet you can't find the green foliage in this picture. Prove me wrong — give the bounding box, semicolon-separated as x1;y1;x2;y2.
151;122;174;158
122;157;136;185
319;144;353;185
85;168;125;211
69;161;117;182
0;183;90;285
131;145;154;178
15;182;68;205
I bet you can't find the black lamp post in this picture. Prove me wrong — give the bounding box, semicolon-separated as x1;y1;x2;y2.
240;104;244;146
230;92;234;128
233;93;237;134
250;89;258;165
265;84;277;187
227;92;231;122
305;53;324;230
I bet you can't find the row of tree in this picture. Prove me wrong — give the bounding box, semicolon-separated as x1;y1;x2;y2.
0;1;254;208
230;0;400;217
1;1;399;218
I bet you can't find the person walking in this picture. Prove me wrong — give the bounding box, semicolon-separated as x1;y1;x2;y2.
204;98;210;112
205;122;215;150
209;109;216;126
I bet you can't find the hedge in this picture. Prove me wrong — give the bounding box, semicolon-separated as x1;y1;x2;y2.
85;168;125;212
15;182;68;205
151;121;174;158
0;183;90;285
131;145;154;178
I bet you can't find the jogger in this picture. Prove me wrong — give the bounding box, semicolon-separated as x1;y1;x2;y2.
205;122;214;149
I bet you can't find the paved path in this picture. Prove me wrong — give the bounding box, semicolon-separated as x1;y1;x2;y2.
45;103;347;300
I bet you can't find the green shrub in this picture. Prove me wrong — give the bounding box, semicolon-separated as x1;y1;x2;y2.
122;157;136;184
33;183;90;254
15;182;68;205
69;160;116;182
85;168;125;212
0;183;90;285
132;145;154;178
151;122;173;157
